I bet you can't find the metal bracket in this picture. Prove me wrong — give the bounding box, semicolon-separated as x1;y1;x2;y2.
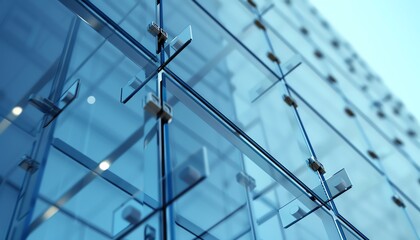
376;110;386;119
279;168;351;228
148;21;168;49
331;39;340;49
144;224;156;240
283;95;298;108
393;138;403;146
314;49;324;59
393;107;400;115
143;92;173;123
407;129;417;138
147;21;160;36
344;107;355;117
360;85;368;92
121;26;193;104
367;150;379;160
236;172;256;190
300;27;309;36
29;79;80;127
383;94;392;102
327;75;337;84
307;156;326;174
392;195;406;208
158;29;168;46
19;155;39;174
247;0;257;8
254;20;266;31
267;52;281;64
121;206;141;224
28;96;61;116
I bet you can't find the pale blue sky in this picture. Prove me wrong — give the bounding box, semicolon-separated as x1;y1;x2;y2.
310;0;420;122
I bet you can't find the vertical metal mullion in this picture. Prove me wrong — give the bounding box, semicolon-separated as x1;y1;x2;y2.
157;71;168;240
157;1;177;239
160;73;177;240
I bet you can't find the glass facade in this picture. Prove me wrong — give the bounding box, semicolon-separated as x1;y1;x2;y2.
0;0;419;239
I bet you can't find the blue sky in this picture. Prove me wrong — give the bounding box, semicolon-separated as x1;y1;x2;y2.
310;0;420;122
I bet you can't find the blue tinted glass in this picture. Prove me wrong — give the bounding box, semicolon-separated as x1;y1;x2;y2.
1;0;419;239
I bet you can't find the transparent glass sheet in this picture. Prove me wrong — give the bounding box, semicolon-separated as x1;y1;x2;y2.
0;0;74;134
64;175;147;236
163;0;324;193
286;64;367;149
290;0;329;35
28;211;110;240
287;0;345;63
262;2;414;160
404;196;420;237
28;146;156;239
165;83;253;239
357;115;420;204
286;63;420;181
22;22;162;238
0;121;35;183
161;75;351;239
291;90;420;240
0;0;418;239
262;8;328;78
0;117;35;239
35;147;90;208
0;161;28;240
53;27;156;162
86;0;157;54
197;0;298;77
53;72;160;204
286;58;420;170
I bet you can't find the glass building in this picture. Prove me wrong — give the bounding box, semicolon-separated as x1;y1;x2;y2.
0;0;419;239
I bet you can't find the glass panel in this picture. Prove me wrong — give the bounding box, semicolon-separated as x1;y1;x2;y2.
286;0;345;66
0;163;28;240
290;88;419;239
286;64;367;151
197;0;297;77
0;108;37;239
164;0;325;195
0;0;74;134
163;75;350;239
28;146;157;239
54;23;155;164
403;196;420;237
286;63;420;204
263;10;328;78
86;0;157;54
26;21;161;239
28;211;110;240
358;115;420;204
